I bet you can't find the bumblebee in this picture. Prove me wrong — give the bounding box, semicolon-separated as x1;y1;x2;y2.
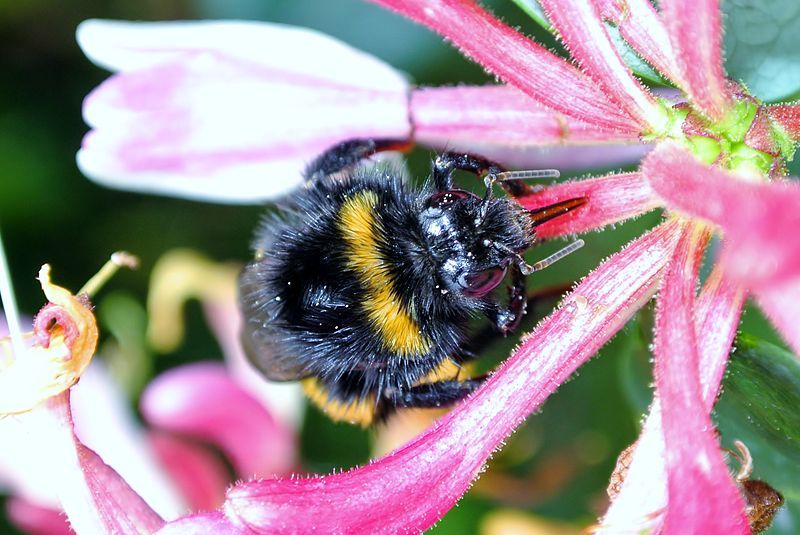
239;139;584;426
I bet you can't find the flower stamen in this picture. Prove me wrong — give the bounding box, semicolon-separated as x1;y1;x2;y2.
0;252;138;414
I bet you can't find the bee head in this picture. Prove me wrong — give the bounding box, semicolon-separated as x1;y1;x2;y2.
419;189;533;299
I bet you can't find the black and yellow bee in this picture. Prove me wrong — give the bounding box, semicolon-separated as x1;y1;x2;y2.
239;139;584;426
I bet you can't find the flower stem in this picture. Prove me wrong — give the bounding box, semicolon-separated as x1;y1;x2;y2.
78;251;139;297
0;227;25;356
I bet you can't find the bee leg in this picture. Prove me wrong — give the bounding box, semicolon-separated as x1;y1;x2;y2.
495;174;542;199
432;151;504;191
382;376;487;414
304;138;411;184
483;263;527;336
465;282;573;355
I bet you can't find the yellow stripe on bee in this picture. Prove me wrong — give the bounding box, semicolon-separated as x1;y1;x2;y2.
302;377;376;427
338;191;431;356
415;359;463;386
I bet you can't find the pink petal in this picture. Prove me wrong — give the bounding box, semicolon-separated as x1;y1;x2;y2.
172;221;682;533
595;0;682;85
5;497;71;535
694;266;748;394
755;275;800;355
601;263;746;531
148;432;229;511
768;104;800;141
157;511;245;534
370;0;639;133
643;144;800;288
140;362;296;478
660;0;732;119
71;362;187;519
36;392;165;534
201;286;304;427
145;249;304;427
0;354;183;520
420;141;653;174
513;172;660;239
653;223;748;533
77;20;410;203
411;85;642;147
538;0;664;130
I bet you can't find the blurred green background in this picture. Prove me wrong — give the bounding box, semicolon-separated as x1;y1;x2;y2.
1;1;799;533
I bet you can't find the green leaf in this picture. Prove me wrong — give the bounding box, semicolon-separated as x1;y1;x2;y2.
723;0;800;103
510;0;669;85
300;404;371;472
97;292;153;398
605;24;666;86
714;334;800;498
510;0;550;30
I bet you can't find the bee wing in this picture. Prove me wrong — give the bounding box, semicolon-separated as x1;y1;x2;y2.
239;259;310;382
240;320;310;381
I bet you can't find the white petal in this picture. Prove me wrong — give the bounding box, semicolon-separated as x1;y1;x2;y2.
76;19;409;91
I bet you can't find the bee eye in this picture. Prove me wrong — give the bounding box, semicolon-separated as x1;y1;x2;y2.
427;189;479;208
462;267;507;297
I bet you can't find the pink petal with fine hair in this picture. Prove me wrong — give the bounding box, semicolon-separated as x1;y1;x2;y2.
5;498;71;535
78;21;410;203
538;0;663;130
755;276;800;355
411;85;641;147
643;144;800;288
157;511;245;534
72;362;187;519
768;104;800;141
595;0;682;85
694;266;748;394
660;0;732;119
653;224;748;533
167;221;681;534
149;432;229;511
513;172;660;239
600;263;746;532
140;362;296;478
371;0;638;133
34;392;165;534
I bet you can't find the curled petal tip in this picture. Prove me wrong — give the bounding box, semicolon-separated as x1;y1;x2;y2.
0;266;98;414
141;362;296;478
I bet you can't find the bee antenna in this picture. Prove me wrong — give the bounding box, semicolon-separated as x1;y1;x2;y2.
527;240;585;274
492;169;560;181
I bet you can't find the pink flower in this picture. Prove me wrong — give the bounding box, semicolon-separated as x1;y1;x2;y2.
76;18;647;203
0;256;297;533
66;1;800;533
76;19;412;203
